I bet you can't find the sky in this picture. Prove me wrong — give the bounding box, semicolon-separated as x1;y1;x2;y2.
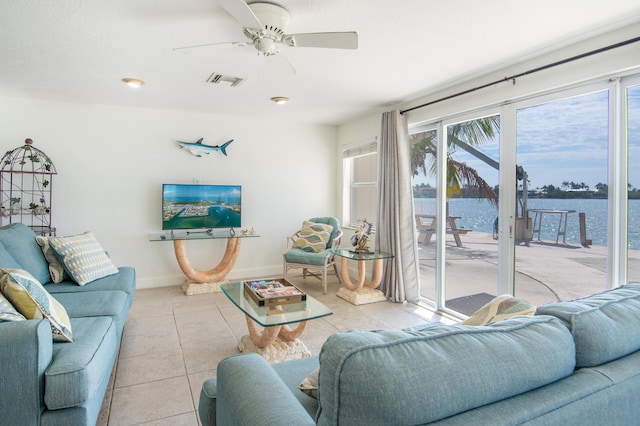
414;85;640;190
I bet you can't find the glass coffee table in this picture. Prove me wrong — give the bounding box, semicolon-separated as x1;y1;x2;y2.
221;280;333;362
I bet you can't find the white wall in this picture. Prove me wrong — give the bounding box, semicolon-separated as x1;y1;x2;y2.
0;97;338;288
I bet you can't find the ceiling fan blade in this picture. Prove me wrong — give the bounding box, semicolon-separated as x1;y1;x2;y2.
286;32;358;49
173;41;248;51
217;0;263;29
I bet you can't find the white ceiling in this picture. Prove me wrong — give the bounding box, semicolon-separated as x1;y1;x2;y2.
1;1;639;125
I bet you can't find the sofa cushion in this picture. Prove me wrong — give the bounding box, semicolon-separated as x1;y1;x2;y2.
45;316;117;410
0;241;23;269
53;290;129;336
316;316;576;426
0;268;73;342
202;355;321;424
0;223;51;284
536;282;640;367
284;249;330;266
48;232;119;285
35;235;67;283
293;221;333;253
212;353;316;426
45;267;136;307
271;355;320;418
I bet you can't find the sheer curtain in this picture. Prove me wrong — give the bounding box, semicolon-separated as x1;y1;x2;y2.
375;110;420;302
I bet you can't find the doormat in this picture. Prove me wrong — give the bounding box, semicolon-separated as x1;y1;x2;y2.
446;292;496;317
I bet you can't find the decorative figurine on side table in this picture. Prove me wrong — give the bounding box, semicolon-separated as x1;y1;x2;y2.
350;219;373;254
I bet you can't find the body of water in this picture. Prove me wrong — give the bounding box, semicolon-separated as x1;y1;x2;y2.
414;197;640;250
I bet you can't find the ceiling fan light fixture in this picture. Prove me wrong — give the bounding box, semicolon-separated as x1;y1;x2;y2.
271;96;289;105
122;78;145;88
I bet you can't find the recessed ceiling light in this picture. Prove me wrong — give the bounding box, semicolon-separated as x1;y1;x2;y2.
122;78;145;88
271;96;289;105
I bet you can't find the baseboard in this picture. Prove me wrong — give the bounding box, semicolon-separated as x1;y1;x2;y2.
135;266;284;290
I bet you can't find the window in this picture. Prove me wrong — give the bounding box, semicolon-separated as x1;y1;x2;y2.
343;142;377;227
626;80;640;282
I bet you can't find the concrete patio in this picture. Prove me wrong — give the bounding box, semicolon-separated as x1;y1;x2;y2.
417;230;640;314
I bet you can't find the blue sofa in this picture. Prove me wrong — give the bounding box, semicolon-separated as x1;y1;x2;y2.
200;282;640;425
0;223;136;426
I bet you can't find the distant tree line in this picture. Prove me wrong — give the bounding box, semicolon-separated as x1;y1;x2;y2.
413;182;640;199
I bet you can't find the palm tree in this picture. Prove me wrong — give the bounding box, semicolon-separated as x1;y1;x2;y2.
411;116;500;206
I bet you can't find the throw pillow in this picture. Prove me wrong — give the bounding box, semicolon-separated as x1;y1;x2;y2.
0;290;26;322
48;232;119;286
293;221;333;253
0;268;72;341
298;367;319;399
35;236;67;283
462;294;535;326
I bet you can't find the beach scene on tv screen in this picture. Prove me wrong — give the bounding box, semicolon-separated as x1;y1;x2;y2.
162;184;241;230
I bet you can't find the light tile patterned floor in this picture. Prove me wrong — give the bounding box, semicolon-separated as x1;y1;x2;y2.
99;275;450;425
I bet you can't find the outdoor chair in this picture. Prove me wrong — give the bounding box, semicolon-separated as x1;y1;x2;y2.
283;216;342;294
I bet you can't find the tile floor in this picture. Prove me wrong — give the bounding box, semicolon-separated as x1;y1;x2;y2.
98;275;453;425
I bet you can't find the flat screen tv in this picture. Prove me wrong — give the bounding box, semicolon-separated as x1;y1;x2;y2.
162;184;242;230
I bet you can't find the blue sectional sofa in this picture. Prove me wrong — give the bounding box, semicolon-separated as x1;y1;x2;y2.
0;223;136;426
200;282;640;425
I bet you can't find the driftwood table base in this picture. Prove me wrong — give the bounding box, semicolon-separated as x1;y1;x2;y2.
173;238;241;295
237;315;311;363
336;256;387;305
339;257;385;291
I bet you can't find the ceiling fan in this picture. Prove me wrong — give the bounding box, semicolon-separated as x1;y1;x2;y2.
174;0;358;73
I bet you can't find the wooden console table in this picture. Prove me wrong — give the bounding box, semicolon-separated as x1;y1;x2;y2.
149;230;259;295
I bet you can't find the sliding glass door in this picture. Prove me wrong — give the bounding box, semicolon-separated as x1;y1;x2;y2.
410;127;438;302
626;81;640;282
411;75;640;317
411;114;501;314
514;89;611;304
442;116;500;314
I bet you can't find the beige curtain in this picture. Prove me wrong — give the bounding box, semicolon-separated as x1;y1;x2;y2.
375;110;420;302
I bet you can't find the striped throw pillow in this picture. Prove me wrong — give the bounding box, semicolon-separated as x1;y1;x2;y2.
0;268;72;341
0;290;26;322
48;232;118;286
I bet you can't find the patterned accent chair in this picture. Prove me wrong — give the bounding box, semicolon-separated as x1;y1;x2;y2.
282;217;342;294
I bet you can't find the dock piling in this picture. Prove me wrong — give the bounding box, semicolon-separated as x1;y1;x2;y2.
579;212;592;247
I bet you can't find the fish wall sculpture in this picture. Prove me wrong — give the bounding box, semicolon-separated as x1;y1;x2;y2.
177;138;233;157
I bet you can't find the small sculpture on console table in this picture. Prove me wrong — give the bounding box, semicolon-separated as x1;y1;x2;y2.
350;219;373;254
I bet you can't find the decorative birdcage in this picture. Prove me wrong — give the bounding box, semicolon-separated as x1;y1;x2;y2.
0;138;57;236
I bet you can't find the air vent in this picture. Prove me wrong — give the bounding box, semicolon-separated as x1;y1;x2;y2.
206;73;245;87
